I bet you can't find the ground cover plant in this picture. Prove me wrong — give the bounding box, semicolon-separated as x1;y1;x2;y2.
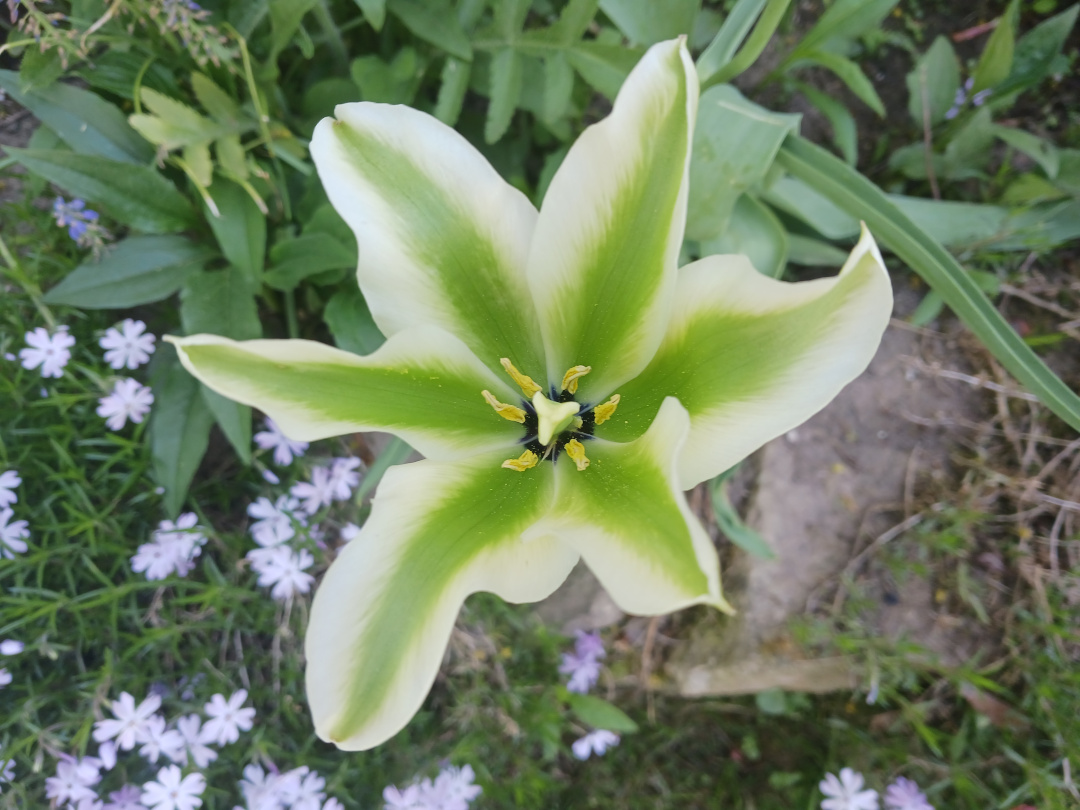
1;0;1079;808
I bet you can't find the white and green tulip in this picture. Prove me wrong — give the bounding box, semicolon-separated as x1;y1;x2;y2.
166;38;892;751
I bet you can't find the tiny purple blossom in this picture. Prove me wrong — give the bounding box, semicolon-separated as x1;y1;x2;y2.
100;319;156;370
20;326;74;378
52;196;100;241
254;417;309;466
291;466;334;515
97;378;154;430
572;729;619;760
0;508;29;558
103;785;144;810
884;777;933;810
0;470;20;508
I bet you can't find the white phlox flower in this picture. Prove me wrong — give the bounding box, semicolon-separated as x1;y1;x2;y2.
0;470;20;508
45;756;101;806
260;548;315;602
176;714;218;768
0;508;29;558
327;457;362;501
290;466;334;515
201;689;256;746
93;692;163;751
141;765;206;810
340;522;361;542
138;715;185;764
0;669;11;688
103;784;144;810
97;378;154;431
95;741;117;771
20;326;74;378
571;729;619;760
131;514;206;580
884;777;933;810
820;768;880;810
100;319;156;370
0;742;14;788
289;767;326;810
0;639;22;656
254;417;309;466
247;495;302;547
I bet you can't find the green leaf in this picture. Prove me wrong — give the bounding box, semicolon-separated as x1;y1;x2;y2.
215;134;249;179
793;0;899;56
183;142;213;187
685;85;800;241
434;57;471;126
698;193;788;279
565;41;645;100
996;4;1079;98
324;284;387;356
0;70;152;164
548;0;600;43
566;693;639;733
150;350;216;517
351;47;425;105
786;234;849;267
709;470;773;558
3;148;196;233
387;0;473;61
269;0;320;59
264;233;357;291
699;0;791;87
190;73;241;124
695;0;768;84
541;53;575;126
887;195;1009;249
972;0;1019;94
354;0;386;29
794;81;857;164
761;175;859;240
129;87;231;151
205;178;267;286
796;51;884;116
599;0;700;46
17;47;64;92
485;48;523;144
777;134;1080;432
906;36;960;127
942;106;995;180
43;235;215;308
993;124;1060;178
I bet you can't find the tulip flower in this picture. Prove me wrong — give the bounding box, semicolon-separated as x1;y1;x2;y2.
167;37;891;750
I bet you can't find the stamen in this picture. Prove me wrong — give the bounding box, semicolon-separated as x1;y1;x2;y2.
565;439;590;471
481;390;526;423
502;449;539;472
500;357;541;398
560;364;592;395
593;394;621;425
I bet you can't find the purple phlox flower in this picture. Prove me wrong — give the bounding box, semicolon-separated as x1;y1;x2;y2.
884;777;933;810
95;740;117;771
944;77;992;121
429;764;482;810
382;782;424;809
0;508;29;559
103;784;144;810
559;630;605;694
201;689;256;746
261;468;281;484
291;466;334;515
572;729;619;760
340;522;361;542
322;799;345;810
820;767;880;810
327;456;362;501
247;495;303;547
100;319;156;370
20;325;74;378
254;417;308;466
97;378;154;431
0;469;20;508
290;767;326;810
45;755;102;806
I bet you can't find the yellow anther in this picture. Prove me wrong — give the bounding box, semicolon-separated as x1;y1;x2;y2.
593;394;621;425
560;364;592;394
500;357;542;398
481;390;526;423
532;391;580;446
565;439;590;472
501;449;539;472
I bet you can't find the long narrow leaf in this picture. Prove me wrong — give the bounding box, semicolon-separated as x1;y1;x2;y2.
702;0;792;88
777;135;1080;432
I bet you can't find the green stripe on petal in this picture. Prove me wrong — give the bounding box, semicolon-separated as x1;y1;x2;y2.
527;38;698;397
306;452;577;750
311;103;545;379
607;225;893;488
530;397;729;616
166;326;523;461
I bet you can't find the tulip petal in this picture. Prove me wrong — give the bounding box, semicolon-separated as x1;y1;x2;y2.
606;225;894;489
311;103;545;378
166;326;523;461
527;38;698;398
306;453;577;750
530;397;729;616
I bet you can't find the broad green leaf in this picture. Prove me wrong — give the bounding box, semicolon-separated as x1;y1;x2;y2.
796;51;884;116
548;0;600;43
612;229;892;488
709;470;773;559
269;0;320;59
43;235;215;308
205;178;267;287
1053;148;1080;197
943;107;995;180
787;234;849;267
150;351;216;517
0;70;152;164
993;124;1060;179
183;142;213;187
2;148;196;232
887;195;1009;249
761;175;859;240
793;0;899;56
698;193;788;279
1001;173;1068;206
387;0;473;61
190;72;241;124
906;36;960;127
777;135;1080;433
794;81;857;164
129;87;232;150
996;4;1079;98
434;57;471;126
215;134;249;179
887;140;946;181
17;47;63;92
485;48;523;144
354;0;386;29
350;48;425;105
76;51;181;101
566;694;639;733
306;450;576;750
971;0;1019;93
993;199;1080;251
264;233;356;291
565;41;644;99
695;0;768;84
599;0;700;46
324;285;387;356
685;84;800;241
542;53;575;126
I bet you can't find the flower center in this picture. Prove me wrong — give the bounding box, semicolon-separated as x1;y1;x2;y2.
481;359;621;473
